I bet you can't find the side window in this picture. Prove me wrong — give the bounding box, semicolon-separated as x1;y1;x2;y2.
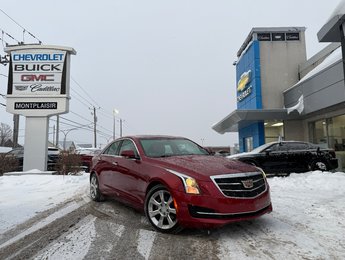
103;141;121;156
119;139;139;157
288;142;308;151
268;144;279;152
269;143;288;152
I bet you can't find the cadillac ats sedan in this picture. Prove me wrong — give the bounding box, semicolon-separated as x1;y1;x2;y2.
90;135;272;233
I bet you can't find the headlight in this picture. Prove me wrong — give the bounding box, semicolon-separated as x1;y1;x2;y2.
257;167;267;178
166;169;200;195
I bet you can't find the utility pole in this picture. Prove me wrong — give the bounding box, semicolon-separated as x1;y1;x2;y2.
56;115;60;148
52;125;55;146
12;115;19;148
93;106;97;148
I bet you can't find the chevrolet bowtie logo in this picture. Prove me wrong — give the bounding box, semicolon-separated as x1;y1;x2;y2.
237;70;251;92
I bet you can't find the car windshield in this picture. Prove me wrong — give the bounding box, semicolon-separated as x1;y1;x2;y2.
250;142;275;153
140;138;209;158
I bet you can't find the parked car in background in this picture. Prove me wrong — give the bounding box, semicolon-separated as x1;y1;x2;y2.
5;147;60;171
228;141;338;175
76;148;101;172
90;135;272;233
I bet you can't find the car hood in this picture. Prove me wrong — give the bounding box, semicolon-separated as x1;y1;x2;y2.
149;155;258;181
227;151;258;159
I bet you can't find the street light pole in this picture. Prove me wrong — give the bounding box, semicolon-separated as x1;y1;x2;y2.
113;109;119;140
120;118;123;137
60;124;92;150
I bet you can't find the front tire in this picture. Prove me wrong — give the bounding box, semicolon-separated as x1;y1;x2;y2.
90;173;104;202
145;184;181;233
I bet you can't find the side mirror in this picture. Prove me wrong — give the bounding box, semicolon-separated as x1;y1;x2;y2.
120;150;139;159
265;149;272;155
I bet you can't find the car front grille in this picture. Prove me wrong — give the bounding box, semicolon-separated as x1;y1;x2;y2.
211;172;267;199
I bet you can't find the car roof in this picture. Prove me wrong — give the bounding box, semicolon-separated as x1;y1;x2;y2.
120;135;188;141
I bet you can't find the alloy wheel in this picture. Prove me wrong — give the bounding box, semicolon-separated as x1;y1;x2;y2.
90;174;103;201
147;189;177;230
315;161;327;171
90;175;98;200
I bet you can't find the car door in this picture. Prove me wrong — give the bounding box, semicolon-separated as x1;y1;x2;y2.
261;143;289;173
113;139;146;206
97;141;121;195
286;142;311;172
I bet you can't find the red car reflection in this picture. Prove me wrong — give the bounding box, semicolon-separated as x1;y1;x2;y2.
90;135;272;233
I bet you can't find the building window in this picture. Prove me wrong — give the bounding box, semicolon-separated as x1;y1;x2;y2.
264;121;284;143
309;115;345;170
309;120;328;148
286;33;300;41
272;33;285;41
244;137;253;152
327;115;345;151
257;33;271;41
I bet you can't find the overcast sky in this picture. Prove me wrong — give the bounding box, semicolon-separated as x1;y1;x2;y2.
0;0;341;147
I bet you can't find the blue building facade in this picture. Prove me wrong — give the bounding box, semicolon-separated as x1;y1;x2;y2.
236;40;265;152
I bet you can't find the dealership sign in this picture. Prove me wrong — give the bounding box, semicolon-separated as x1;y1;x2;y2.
5;45;76;116
4;45;76;172
237;70;252;102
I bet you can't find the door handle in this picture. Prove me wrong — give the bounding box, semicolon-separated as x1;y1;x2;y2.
112;162;118;166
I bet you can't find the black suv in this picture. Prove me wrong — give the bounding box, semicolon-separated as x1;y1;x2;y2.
228;141;338;174
5;147;60;171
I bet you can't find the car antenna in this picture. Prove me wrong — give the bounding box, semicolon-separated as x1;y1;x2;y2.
278;135;283;144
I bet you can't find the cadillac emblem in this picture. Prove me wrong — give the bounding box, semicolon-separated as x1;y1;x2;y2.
15;85;28;91
241;179;254;189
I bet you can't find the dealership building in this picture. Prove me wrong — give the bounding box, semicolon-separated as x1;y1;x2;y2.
213;22;345;170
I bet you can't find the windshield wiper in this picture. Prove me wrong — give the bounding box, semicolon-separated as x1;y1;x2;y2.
158;154;173;158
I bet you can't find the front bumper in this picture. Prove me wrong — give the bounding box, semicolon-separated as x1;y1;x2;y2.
172;183;272;229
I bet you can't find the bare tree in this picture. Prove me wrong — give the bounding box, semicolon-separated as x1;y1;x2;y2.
0;123;12;147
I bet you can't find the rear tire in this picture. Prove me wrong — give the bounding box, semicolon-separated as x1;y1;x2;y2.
310;160;328;171
90;173;104;202
145;184;182;233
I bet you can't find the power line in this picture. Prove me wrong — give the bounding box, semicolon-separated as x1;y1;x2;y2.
69;94;90;109
58;116;111;137
71;77;101;108
0;8;41;44
70;88;94;107
98;109;113;120
69;111;93;124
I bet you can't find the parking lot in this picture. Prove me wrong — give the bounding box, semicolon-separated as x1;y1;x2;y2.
0;171;344;259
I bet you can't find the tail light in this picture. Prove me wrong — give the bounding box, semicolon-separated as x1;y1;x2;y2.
329;150;336;158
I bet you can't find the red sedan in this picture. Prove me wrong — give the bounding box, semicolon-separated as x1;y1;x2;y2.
90;135;272;233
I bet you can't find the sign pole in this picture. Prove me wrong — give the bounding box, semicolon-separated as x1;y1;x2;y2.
23;117;49;171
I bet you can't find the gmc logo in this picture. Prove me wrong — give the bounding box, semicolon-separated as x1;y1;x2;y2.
21;74;54;82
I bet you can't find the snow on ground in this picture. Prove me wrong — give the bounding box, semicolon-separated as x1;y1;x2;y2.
0;172;89;233
0;170;345;259
33;215;97;260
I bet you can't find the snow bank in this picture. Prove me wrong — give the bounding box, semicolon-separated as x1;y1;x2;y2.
0;173;89;233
